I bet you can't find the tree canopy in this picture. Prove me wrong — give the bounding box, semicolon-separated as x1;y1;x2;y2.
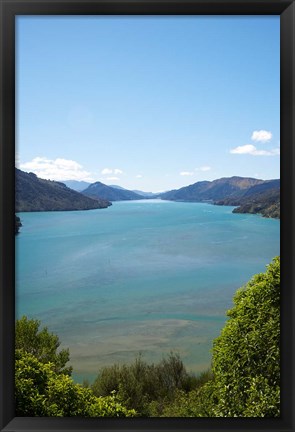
15;350;136;417
16;315;72;375
199;256;280;417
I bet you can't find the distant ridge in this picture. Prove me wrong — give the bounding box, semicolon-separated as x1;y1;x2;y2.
15;168;111;212
16;170;280;218
110;185;158;198
132;190;159;198
216;179;280;219
63;180;91;192
160;176;264;202
160;176;280;218
82;182;144;201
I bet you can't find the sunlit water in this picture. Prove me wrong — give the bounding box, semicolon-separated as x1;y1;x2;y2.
16;200;280;383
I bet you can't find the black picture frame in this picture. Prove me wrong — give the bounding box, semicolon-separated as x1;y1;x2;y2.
0;1;294;431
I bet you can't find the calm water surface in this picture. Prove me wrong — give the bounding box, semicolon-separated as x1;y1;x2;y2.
16;200;280;382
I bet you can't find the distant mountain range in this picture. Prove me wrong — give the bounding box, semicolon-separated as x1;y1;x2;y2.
110;185;159;198
132;190;159;198
218;179;280;219
63;180;159;200
160;176;280;218
160;176;263;202
63;180;91;192
15;169;111;212
81;182;145;201
16;169;280;219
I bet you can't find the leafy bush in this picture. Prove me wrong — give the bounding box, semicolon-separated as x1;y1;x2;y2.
15;350;136;417
199;256;280;417
16;316;72;375
151;389;201;417
91;352;208;416
148;368;213;417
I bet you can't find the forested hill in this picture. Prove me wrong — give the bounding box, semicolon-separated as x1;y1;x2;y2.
82;181;144;201
160;177;264;202
216;179;280;218
160;176;280;219
15;168;111;212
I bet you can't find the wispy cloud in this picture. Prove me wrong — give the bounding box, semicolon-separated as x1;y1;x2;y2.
230;144;280;156
101;168;123;176
251;130;272;142
101;168;113;175
136;174;143;178
180;171;194;176
230;144;257;154
20;157;94;181
180;167;211;177
197;166;211;172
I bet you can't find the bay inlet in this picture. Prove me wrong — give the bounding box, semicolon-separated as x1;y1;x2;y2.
15;199;280;383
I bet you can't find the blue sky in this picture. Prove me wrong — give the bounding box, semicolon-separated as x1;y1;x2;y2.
16;16;280;192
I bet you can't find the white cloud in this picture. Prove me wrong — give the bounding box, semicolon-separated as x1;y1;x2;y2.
230;144;257;154
180;171;194;176
101;168;123;176
101;168;113;175
198;166;211;172
230;144;280;156
136;174;143;178
251;130;272;142
20;157;94;181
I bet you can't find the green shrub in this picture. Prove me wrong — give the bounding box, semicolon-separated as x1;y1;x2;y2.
15;350;136;417
200;257;280;417
16;315;72;375
92;352;197;416
148;368;213;417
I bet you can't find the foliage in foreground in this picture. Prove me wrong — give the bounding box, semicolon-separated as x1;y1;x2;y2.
198;256;280;417
15;350;136;417
16;315;72;375
91;352;210;416
90;258;280;417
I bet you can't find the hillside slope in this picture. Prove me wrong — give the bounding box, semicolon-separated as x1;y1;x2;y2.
215;179;280;218
160;176;280;219
16;169;111;212
160;177;264;202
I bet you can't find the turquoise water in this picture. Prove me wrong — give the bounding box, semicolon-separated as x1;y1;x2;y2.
15;200;280;383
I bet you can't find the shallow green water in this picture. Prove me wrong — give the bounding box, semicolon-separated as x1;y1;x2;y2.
16;200;280;382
